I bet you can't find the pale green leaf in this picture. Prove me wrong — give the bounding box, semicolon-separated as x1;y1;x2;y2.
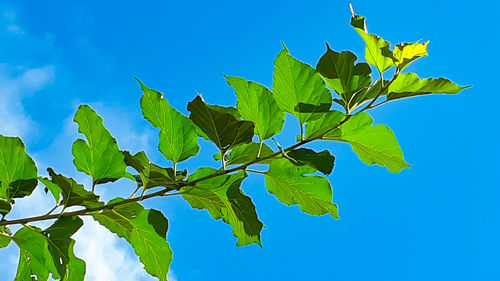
93;199;172;281
183;169;263;246
351;15;394;73
387;73;471;101
264;158;338;218
392;41;429;70
0;135;38;200
323;112;410;173
305;110;346;139
226;76;285;140
138;79;200;164
72;105;127;185
272;49;332;125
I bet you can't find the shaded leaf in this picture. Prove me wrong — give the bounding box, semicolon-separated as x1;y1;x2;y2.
0;226;11;248
138;79;200;164
47;168;103;209
221;142;275;166
72;105;127;185
392;41;429;70
63;241;86;281
387;73;470;101
273;48;332;125
305;110;346;139
207;104;241;120
351;15;394;73
0;198;11;216
0;135;38;200
43;216;83;279
187;95;254;153
264;159;338;218
323;112;410;173
316;43;372;109
348;78;388;109
226;76;285;140
287;148;335;175
39;176;61;203
183;169;263;246
123;151;186;190
92;198;172;281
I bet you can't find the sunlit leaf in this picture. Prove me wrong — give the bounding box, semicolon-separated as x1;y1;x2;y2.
0;135;38;200
183;168;263;246
187;95;254;153
72;105;127;185
93;198;172;281
39;176;61;203
63;241;86;281
287;148;335;175
226;76;285;141
214;142;275;166
265;158;338;218
0;226;11;249
392;41;429;70
323;112;410;173
273;48;332;125
351;15;394;74
387;73;470;101
138;79;200;164
305;110;346;139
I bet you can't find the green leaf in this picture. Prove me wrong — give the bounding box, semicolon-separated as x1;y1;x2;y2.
92;199;172;281
287;148;335;175
348;78;388;109
392;41;429;70
123;151;186;190
305;110;346;139
138;79;200;164
39;176;61;203
207;104;241;120
0;198;11;216
215;142;275;166
272;49;332;125
0;135;38;200
47;168;103;209
43;216;84;280
351;15;394;74
183;168;263;246
72;105;127;185
0;226;11;248
316;43;372;110
187;95;255;153
387;73;471;101
13;226;58;281
63;241;86;281
323;112;410;173
264;158;338;218
225;76;285;140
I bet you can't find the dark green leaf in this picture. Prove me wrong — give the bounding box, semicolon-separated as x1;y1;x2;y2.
39;176;61;203
13;226;58;281
207;104;241;120
264;159;338;218
187;95;255;153
0;135;38;200
323;112;410;173
392;41;429;70
305;110;346;139
348;78;388;109
47;168;103;209
351;15;394;73
225;76;285;140
138;79;200;164
316;43;372;110
123;151;186;190
93;198;172;281
183;169;263;246
272;49;332;125
387;73;471;101
43;216;83;279
214;142;275;166
0;198;11;215
287;148;335;175
72;105;127;185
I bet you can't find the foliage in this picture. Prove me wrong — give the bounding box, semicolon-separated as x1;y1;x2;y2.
0;7;468;281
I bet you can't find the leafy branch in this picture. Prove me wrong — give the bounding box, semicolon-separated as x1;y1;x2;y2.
0;6;469;281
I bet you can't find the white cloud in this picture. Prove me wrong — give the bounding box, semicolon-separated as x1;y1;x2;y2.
0;64;55;140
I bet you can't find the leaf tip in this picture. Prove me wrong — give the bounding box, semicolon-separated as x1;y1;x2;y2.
280;41;289;53
349;3;356;17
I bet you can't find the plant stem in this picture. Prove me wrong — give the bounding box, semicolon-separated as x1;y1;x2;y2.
257;140;263;158
246;169;267;175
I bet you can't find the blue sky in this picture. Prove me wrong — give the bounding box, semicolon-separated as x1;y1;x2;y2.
0;0;499;280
